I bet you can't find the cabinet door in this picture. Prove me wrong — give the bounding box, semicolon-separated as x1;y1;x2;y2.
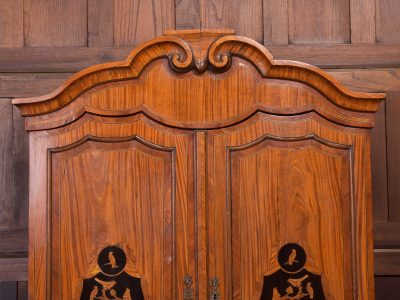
207;112;372;299
30;114;195;299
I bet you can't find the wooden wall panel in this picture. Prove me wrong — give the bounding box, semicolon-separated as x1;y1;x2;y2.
386;92;400;222
2;45;400;74
201;0;263;42
376;0;400;43
0;99;13;230
375;276;400;299
0;258;28;281
329;69;400;93
0;73;71;98
263;0;288;44
375;250;400;276
88;0;115;47
350;0;376;43
288;0;350;43
12;106;28;229
17;281;27;300
0;0;23;47
24;0;87;47
0;229;27;254
370;102;389;221
175;0;200;29
114;0;174;46
0;282;17;300
0;281;27;300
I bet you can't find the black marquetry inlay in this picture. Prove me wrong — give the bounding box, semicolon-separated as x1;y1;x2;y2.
80;246;145;300
260;243;326;300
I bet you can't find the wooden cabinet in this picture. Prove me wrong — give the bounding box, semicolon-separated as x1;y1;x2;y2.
13;30;385;299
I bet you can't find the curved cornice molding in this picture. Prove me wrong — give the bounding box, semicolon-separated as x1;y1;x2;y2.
13;29;385;116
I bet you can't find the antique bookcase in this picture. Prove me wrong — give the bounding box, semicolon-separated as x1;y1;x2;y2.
13;30;385;299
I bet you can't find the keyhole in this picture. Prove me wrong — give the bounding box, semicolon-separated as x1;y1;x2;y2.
212;292;218;299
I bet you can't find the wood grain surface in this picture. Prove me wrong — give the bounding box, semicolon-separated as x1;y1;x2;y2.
0;99;14;230
1;0;400;48
24;0;87;47
350;0;376;43
12;30;383;299
0;0;23;47
88;0;114;47
231;139;351;299
27;115;195;299
51;139;174;299
1;0;400;296
2;44;400;74
376;0;400;43
206;112;373;299
288;0;350;44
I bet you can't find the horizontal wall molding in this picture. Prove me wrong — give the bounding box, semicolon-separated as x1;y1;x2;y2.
374;222;400;248
375;249;400;275
0;44;400;73
1;68;399;98
0;257;28;281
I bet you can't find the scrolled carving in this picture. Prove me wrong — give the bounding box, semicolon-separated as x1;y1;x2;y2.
207;35;273;74
15;36;195;116
126;35;194;73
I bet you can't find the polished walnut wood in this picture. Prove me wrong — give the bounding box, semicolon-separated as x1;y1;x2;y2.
13;29;384;299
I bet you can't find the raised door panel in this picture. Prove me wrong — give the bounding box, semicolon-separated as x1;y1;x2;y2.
231;139;351;299
29;114;195;299
50;139;172;299
207;112;373;299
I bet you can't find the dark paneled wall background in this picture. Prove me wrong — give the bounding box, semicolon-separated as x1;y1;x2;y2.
1;0;400;298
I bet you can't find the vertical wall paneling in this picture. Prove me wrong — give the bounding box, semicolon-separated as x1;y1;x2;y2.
24;0;88;46
288;0;350;43
201;0;263;42
376;0;400;43
88;0;115;47
0;0;23;47
175;0;201;29
12;106;29;229
17;281;27;300
0;99;13;230
263;0;288;44
114;0;175;46
386;92;400;221
201;0;235;31
0;282;17;300
371;101;388;221
0;282;34;298
235;0;263;43
350;0;376;43
375;276;400;299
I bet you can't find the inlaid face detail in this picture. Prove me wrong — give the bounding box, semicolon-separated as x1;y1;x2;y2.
260;243;326;300
80;246;145;300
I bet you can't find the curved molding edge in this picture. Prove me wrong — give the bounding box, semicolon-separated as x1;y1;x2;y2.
13;29;385;117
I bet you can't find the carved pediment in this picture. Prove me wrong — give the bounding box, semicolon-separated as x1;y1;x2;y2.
13;29;384;128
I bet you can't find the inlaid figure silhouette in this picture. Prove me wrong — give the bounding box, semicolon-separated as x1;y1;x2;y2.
260;243;325;300
80;246;145;300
